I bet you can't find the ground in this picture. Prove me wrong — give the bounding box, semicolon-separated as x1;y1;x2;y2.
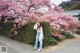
0;34;80;53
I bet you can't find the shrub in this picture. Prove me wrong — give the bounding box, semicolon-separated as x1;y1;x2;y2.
54;37;63;42
76;27;80;34
40;22;58;47
48;36;58;46
76;29;80;34
0;22;13;36
0;22;58;47
51;35;63;42
60;32;74;39
78;13;80;20
75;13;80;20
69;3;80;10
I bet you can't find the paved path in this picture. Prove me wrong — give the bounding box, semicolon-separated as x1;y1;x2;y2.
0;35;80;53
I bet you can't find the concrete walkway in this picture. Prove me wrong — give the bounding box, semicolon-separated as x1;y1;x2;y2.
0;35;80;53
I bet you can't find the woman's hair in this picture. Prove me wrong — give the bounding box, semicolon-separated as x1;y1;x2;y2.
37;23;43;29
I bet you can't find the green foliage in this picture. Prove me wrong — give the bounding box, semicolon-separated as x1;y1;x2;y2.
75;13;80;20
60;32;74;39
76;29;80;34
54;37;63;42
63;3;80;11
0;22;13;36
40;22;58;47
78;13;80;19
69;3;80;10
0;22;58;47
14;22;36;45
76;27;80;34
65;33;74;39
48;36;58;46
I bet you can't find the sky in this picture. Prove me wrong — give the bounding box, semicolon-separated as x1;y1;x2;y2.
51;0;70;5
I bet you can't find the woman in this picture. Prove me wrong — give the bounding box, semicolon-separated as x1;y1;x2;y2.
33;22;44;51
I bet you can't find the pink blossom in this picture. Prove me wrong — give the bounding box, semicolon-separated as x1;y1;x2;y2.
0;0;78;32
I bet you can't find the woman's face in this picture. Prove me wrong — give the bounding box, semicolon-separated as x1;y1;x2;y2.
37;22;40;27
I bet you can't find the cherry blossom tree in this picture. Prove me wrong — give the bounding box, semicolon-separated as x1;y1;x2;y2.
0;0;78;32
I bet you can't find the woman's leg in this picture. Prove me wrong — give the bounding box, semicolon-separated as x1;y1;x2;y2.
34;32;40;49
38;39;43;51
34;36;39;49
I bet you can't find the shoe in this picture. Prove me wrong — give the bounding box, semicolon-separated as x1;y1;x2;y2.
33;47;37;50
38;49;42;51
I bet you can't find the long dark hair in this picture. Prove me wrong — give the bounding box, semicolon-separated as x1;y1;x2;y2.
37;23;42;29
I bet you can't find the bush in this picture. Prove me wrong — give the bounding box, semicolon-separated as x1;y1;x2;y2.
48;36;58;46
41;22;58;47
51;35;63;42
60;32;74;39
0;22;58;47
0;22;13;36
69;3;80;10
76;29;80;34
76;27;80;34
75;13;80;20
78;13;80;20
54;37;63;42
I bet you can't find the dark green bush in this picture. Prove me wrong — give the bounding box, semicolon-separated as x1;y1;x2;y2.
54;37;63;42
40;22;58;47
69;3;80;10
0;22;58;47
0;22;13;36
76;28;80;34
48;36;58;46
60;32;74;39
75;13;80;20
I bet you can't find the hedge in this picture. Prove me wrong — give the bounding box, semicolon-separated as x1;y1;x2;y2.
0;22;58;47
0;22;13;36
